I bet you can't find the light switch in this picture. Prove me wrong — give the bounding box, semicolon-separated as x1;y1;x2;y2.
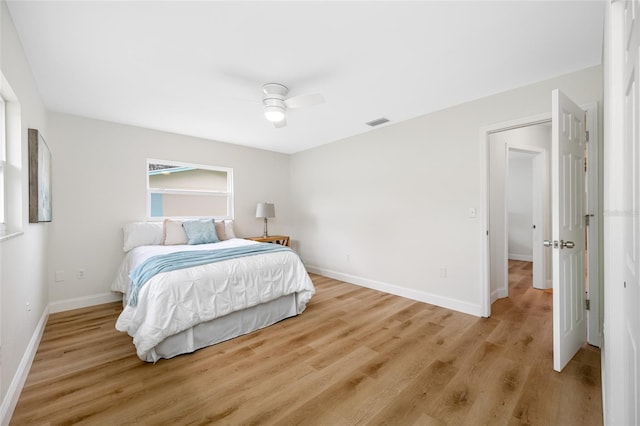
469;208;477;218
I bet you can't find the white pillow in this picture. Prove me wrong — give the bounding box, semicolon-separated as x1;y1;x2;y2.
224;220;236;239
122;222;163;252
163;219;188;245
214;221;228;241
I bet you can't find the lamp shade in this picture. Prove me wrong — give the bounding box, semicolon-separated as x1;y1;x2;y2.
256;202;275;218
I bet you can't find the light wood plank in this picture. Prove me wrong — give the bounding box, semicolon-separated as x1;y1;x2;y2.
11;264;602;425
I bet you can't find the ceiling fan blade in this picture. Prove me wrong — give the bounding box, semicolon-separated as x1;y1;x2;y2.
273;117;287;128
285;93;325;109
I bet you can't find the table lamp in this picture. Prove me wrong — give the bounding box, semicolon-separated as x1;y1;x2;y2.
256;202;275;237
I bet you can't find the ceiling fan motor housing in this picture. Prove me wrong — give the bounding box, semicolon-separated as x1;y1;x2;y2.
261;82;324;126
263;83;289;98
263;83;288;122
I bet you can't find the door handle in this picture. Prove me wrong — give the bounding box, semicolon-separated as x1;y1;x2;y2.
544;240;575;249
560;240;575;249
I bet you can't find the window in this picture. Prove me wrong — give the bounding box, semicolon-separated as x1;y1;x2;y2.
0;96;6;228
0;73;23;238
147;159;233;219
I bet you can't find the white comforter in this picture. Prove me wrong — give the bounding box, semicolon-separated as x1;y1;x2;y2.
111;238;315;361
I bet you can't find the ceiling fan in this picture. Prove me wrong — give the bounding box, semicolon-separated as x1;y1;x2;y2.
262;83;324;128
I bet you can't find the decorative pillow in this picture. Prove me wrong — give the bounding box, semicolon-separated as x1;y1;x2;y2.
224;220;237;239
123;222;163;252
182;218;220;245
163;219;188;245
214;221;228;241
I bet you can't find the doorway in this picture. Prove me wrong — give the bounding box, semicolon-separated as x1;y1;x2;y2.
488;122;551;302
481;103;600;348
507;149;546;294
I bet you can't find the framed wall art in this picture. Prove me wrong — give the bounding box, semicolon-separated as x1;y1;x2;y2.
28;128;52;223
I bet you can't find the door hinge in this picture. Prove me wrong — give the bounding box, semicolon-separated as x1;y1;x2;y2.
585;299;591;311
585;130;590;143
585;213;594;227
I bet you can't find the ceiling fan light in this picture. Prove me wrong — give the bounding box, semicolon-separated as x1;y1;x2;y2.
264;105;285;122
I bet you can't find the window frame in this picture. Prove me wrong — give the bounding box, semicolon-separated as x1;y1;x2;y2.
0;95;6;229
146;158;234;220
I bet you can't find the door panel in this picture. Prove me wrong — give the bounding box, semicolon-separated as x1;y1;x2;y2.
551;89;586;372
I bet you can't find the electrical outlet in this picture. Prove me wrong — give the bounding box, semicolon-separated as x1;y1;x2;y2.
77;269;86;279
25;302;31;312
440;267;447;278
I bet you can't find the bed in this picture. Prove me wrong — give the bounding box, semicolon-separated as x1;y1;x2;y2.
111;222;315;362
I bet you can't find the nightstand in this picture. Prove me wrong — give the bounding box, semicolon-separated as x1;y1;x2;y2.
245;235;290;247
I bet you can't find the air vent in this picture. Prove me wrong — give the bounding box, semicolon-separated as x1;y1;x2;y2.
365;117;390;127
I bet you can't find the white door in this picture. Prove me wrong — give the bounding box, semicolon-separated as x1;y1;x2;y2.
531;151;545;290
621;0;640;422
550;89;586;372
605;2;640;422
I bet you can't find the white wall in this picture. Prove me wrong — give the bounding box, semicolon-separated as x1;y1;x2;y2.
46;113;292;307
0;0;49;411
291;66;602;316
507;151;534;261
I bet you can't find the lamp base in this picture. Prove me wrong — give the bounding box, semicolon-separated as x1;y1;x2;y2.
263;218;269;237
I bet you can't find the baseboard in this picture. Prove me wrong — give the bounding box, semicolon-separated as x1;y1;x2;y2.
0;305;49;426
49;292;122;314
306;266;483;317
508;253;533;262
491;287;508;304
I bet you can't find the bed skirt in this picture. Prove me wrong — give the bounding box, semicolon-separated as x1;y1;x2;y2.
145;294;298;362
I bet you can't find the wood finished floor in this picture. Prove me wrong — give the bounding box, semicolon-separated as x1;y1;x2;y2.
12;263;602;425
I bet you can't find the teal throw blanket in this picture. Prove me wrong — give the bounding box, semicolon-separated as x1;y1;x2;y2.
128;244;292;306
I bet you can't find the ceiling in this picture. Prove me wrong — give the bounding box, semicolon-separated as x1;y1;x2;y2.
6;1;604;154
